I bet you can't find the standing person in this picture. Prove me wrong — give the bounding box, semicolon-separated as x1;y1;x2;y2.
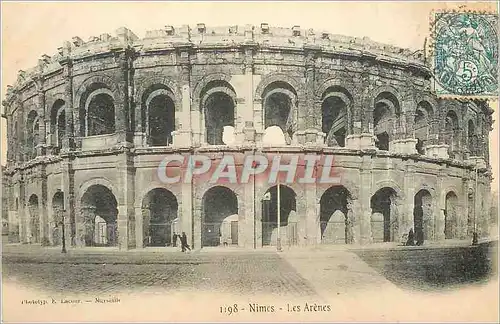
181;232;191;252
406;228;415;246
172;232;178;247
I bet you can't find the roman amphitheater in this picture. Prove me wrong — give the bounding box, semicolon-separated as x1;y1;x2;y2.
1;24;494;250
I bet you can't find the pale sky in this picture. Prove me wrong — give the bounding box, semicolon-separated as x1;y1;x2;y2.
1;1;498;187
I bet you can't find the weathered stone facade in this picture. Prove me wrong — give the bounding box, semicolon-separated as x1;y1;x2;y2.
1;24;494;250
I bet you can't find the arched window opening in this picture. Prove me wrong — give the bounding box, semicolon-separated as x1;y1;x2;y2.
414;101;433;155
28;194;40;243
444;111;460;158
26;111;39;160
373;92;400;151
263;82;297;145
149;95;175;146
321;91;350;147
444;192;459;239
205;92;234;145
50;99;66;150
79;84;116;137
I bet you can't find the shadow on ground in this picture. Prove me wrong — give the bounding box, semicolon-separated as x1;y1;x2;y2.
352;241;498;292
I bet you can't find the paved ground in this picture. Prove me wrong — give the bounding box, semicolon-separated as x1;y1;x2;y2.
2;237;497;299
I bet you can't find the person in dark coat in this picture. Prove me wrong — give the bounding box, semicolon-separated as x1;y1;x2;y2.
415;228;424;246
406;228;415;246
180;232;191;252
172;233;178;247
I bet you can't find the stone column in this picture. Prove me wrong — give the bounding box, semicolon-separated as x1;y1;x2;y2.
305;183;318;246
243;159;256;248
173;49;193;147
181;180;194;249
115;52;131;144
134;206;144;248
192;193;202;250
435;171;446;241
359;157;373;243
36;88;47;157
116;153;135;250
40;165;49;244
403;160;416;233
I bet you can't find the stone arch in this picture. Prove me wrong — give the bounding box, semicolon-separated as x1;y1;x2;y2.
315;79;356;100
414;188;434;244
45;93;66;114
444;109;461;157
77;177;118;206
254;73;303;101
372;87;402;150
201;185;239;247
261;184;298;247
319;185;353;244
141;188;179;247
319;85;354;147
80;184;118;247
192;73;234;105
369;85;403;112
79;84;116;137
75;74;120;105
26;109;39;160
135;76;181;104
141;85;177;146
199;80;237;145
372;180;404;199
370;187;400;242
414;99;435;154
50;99;66;149
261;81;298;145
467;118;477;155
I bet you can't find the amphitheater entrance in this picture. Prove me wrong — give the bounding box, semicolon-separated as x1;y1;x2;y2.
370;188;399;242
28;194;40;244
142;188;178;247
319;186;352;244
80;185;118;247
202;186;238;247
444;191;459;239
413;189;433;244
262;185;298;247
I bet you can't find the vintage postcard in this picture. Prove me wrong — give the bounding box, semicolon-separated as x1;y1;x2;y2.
1;1;499;323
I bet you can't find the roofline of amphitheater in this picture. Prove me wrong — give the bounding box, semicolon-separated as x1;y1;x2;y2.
3;23;432;104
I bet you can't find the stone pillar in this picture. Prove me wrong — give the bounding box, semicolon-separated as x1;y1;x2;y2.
172;50;193;147
40;165;49;244
403;160;416;233
36;88;47;157
116;153;135;250
115;52;131;144
243;164;256;248
134;206;144;248
304;183;318;246
359;157;373;243
181;180;194;249
435;171;446;241
192;193;202;250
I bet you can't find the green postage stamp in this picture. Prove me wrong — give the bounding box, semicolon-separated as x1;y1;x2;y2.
432;10;498;98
